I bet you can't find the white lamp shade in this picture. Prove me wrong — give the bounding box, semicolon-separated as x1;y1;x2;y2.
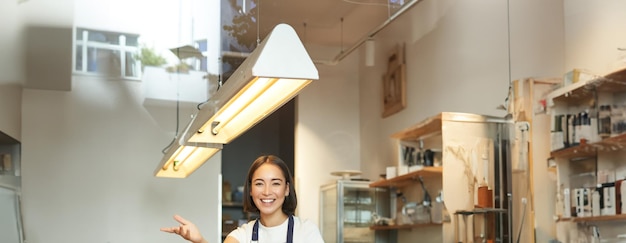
154;23;317;178
183;23;318;144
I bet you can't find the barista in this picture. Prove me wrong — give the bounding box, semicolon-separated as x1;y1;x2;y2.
161;155;325;243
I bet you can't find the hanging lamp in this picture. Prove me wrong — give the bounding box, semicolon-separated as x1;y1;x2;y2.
182;23;318;145
155;23;318;178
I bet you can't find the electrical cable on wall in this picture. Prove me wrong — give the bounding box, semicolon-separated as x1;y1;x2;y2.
507;0;512;88
340;17;344;53
503;0;513;112
515;121;533;243
516;198;528;243
256;0;261;46
303;22;307;45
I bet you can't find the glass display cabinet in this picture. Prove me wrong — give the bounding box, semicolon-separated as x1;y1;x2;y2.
320;179;390;243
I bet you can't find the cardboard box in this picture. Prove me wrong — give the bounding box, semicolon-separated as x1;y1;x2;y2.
564;68;597;85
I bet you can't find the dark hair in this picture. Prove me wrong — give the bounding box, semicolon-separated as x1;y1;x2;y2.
243;155;297;215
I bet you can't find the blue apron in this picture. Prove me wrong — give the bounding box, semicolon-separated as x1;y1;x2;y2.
251;215;294;243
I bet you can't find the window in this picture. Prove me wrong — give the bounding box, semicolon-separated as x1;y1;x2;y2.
194;39;208;72
74;28;141;80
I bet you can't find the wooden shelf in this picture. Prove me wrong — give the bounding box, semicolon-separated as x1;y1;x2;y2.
546;67;626;106
369;167;442;188
222;201;243;208
550;133;626;159
455;208;508;215
549;142;597;159
369;222;442;230
391;112;503;141
557;214;626;223
391;114;443;140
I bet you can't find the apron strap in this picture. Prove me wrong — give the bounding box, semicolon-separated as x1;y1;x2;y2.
286;215;294;243
252;215;294;243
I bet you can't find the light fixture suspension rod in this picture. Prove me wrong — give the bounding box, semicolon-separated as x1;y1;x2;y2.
257;0;261;45
317;0;424;65
303;22;307;44
507;0;512;86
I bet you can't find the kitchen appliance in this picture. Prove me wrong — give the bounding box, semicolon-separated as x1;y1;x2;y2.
0;185;23;243
320;174;390;243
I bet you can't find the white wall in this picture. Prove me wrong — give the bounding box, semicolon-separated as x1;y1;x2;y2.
361;0;509;176
295;45;362;225
10;1;224;242
357;0;564;242
564;0;626;74
0;1;24;86
21;78;221;243
0;1;25;140
0;85;22;141
19;0;73;27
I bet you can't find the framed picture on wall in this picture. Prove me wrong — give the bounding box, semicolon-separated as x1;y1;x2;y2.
382;43;406;118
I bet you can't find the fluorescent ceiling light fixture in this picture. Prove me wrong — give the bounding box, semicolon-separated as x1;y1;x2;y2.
182;23;318;144
154;23;316;178
155;142;222;178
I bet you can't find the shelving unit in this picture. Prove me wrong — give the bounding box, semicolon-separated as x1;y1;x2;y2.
369;222;441;230
368;167;443;231
369;112;512;243
557;214;626;223
546;68;626;107
547;67;626;243
550;133;626;159
369;167;442;188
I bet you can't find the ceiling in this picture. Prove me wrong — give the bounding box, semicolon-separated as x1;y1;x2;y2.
245;0;407;58
0;0;415;145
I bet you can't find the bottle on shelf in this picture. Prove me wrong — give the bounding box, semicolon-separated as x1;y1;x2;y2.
621;180;626;214
610;105;626;136
563;188;571;218
555;184;564;217
598;105;611;139
592;190;601;217
431;190;444;224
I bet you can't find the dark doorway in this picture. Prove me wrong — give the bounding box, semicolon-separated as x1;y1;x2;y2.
220;98;295;236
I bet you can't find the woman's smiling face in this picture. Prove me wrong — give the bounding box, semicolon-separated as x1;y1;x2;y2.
250;163;290;217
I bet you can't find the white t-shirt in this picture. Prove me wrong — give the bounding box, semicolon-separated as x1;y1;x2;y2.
226;216;324;243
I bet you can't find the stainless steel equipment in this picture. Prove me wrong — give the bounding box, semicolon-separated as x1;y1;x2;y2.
320;179;390;243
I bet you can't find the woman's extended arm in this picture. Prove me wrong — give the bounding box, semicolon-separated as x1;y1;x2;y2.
160;215;208;243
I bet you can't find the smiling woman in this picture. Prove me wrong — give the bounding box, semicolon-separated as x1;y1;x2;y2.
243;156;295;219
161;155;325;243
